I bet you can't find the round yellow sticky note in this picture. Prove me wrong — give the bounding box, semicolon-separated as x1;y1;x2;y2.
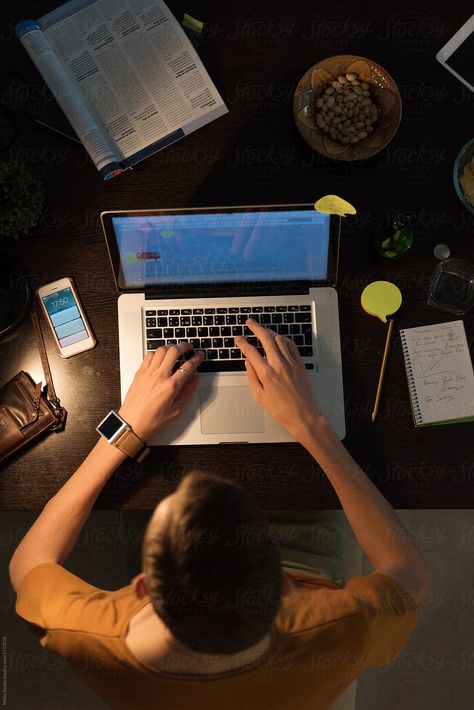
314;195;357;217
361;281;402;323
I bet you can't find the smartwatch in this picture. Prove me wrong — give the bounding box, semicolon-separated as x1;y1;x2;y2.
96;411;150;462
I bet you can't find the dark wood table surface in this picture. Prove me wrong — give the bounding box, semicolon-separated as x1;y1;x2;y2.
1;0;473;509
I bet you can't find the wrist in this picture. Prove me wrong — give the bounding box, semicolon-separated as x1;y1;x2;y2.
117;408;149;443
295;413;332;449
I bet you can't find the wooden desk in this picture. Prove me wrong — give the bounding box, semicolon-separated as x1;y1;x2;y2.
1;0;473;509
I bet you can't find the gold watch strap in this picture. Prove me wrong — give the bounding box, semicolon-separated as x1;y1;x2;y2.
114;429;150;462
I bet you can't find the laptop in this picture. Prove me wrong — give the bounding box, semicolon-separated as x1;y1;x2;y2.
101;204;346;444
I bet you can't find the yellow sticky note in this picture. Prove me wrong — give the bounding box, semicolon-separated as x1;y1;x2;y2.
361;281;402;323
314;195;357;217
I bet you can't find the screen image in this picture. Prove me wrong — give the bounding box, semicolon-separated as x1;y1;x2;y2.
42;287;89;348
446;31;474;86
111;210;331;289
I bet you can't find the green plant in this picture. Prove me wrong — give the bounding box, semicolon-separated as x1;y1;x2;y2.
0;160;44;238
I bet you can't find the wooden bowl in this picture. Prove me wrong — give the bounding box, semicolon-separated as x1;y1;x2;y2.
293;55;402;161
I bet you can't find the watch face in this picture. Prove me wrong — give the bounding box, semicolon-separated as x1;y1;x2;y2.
97;411;124;440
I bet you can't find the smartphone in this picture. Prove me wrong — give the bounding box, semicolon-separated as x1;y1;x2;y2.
36;277;96;358
436;14;474;93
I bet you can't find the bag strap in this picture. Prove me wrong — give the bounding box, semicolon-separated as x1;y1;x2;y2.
31;311;60;404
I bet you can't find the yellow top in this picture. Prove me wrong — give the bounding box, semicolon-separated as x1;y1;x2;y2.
17;563;418;710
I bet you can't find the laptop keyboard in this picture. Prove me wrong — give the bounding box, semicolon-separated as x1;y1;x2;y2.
143;304;315;373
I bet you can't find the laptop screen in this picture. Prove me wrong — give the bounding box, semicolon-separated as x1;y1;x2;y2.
103;205;339;295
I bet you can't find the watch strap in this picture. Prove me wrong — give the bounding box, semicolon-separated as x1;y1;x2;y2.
114;429;150;462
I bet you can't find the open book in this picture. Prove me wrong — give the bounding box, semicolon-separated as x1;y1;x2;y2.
16;0;228;179
399;320;474;427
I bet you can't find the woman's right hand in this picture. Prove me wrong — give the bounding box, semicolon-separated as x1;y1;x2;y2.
236;319;325;442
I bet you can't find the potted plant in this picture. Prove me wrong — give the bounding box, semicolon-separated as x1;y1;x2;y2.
0;161;43;336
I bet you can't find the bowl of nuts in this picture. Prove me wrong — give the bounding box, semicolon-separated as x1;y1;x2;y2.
454;138;474;213
293;55;402;161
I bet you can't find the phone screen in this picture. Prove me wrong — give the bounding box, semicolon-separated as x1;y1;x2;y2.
42;287;89;348
446;31;474;86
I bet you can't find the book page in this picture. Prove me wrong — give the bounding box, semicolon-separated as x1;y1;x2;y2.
40;0;228;161
401;321;474;424
17;22;120;173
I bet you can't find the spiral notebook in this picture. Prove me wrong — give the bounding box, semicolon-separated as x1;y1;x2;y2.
400;320;474;427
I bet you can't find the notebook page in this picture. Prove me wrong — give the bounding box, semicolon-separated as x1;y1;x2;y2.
400;321;474;424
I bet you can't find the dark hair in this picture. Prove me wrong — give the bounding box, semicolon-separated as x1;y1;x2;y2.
142;471;282;655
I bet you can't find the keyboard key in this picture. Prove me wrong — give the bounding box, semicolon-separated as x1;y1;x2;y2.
217;307;227;313
283;313;294;323
230;348;241;359
278;324;289;335
250;314;260;322
147;339;161;350
164;328;174;338
229;307;239;313
192;316;203;326
203;316;213;325
300;305;311;311
145;309;156;316
276;306;286;311
198;327;209;337
180;316;191;326
232;326;243;336
271;313;283;324
169;309;179;315
237;314;247;324
298;347;314;357
219;349;230;359
240;306;251;313
169;317;179;326
210;327;220;336
305;363;314;370
166;339;177;344
206;349;218;359
158;309;169;316
193;308;204;314
295;313;311;322
201;338;212;348
292;335;304;345
260;314;271;324
226;315;236;325
146;317;156;327
221;326;231;336
247;336;258;347
199;360;246;372
182;309;192;315
157;317;167;327
288;305;299;311
212;338;223;348
224;337;234;348
146;329;162;339
264;306;275;312
215;315;225;325
175;328;185;337
205;308;215;314
290;324;300;334
190;339;201;349
186;327;197;337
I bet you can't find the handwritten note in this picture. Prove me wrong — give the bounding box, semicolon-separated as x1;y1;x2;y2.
400;321;474;426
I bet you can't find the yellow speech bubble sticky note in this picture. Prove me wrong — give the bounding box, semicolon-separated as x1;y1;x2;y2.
314;195;357;217
361;281;402;323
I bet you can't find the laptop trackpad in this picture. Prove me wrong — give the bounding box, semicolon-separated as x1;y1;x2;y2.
200;386;265;434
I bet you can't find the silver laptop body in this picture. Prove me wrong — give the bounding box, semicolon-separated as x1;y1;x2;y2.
101;204;346;444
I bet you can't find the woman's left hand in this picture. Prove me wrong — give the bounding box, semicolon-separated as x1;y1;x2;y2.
118;343;205;441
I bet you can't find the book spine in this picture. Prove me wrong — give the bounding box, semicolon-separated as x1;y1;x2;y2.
400;329;423;427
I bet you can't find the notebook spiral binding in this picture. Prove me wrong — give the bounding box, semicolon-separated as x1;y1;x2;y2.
400;330;423;427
